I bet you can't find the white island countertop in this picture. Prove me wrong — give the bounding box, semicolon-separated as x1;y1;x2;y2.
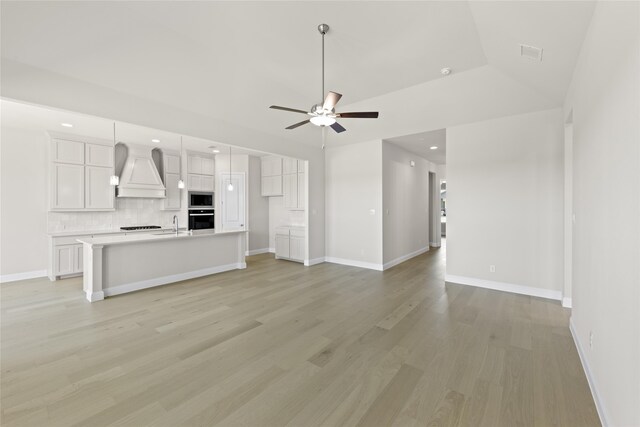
77;229;245;247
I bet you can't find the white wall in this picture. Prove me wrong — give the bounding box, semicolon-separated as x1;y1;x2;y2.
563;2;640;425
325;140;383;268
0;127;48;278
247;156;269;252
382;142;432;266
446;108;564;298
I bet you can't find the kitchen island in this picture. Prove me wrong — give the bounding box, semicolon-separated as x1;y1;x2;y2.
78;230;246;302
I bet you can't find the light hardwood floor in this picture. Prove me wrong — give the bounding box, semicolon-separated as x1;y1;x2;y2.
1;246;600;426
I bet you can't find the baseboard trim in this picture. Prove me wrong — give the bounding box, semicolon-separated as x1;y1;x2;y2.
0;270;47;283
444;274;562;301
383;246;429;270
246;248;270;256
562;297;572;308
103;262;245;298
429;242;441;248
304;257;325;267
324;257;383;271
570;318;609;427
268;247;275;253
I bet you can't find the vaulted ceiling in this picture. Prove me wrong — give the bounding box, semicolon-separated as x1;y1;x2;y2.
1;1;596;149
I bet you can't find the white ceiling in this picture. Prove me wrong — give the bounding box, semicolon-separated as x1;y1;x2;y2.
0;1;596;148
0;99;268;157
386;128;446;164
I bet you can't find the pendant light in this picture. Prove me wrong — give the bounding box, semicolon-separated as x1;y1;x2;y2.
227;146;234;192
109;122;119;186
177;136;185;189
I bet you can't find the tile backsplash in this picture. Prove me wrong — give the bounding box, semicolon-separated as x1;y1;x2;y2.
47;199;182;233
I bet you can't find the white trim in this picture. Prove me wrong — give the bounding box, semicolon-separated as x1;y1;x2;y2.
103;262;244;298
245;248;270;256
304;257;325;267
268;247;275;253
324;257;383;271
0;270;47;283
562;297;572;308
429;242;441;248
570;318;609;427
85;290;104;302
444;274;562;301
383;247;429;270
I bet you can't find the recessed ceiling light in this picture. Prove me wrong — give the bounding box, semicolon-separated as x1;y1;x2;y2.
440;67;452;76
61;123;73;128
151;139;160;143
430;146;438;150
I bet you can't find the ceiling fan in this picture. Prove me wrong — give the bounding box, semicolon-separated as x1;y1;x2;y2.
269;23;379;134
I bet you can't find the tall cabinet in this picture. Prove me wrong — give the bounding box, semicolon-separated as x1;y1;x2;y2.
282;159;305;210
50;136;114;211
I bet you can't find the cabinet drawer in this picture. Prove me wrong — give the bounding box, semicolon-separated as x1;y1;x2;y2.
275;227;291;236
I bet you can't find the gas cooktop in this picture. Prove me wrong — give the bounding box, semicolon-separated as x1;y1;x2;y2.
120;225;162;231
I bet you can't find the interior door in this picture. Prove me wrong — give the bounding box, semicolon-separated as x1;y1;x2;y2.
220;172;246;231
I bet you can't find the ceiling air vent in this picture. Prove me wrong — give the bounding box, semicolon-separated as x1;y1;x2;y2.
520;44;543;62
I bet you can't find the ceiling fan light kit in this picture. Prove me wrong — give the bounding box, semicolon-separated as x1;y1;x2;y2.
269;23;379;134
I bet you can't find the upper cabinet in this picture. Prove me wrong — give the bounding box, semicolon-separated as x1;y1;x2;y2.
161;151;182;211
187;151;215;192
261;156;283;196
50;136;115;212
283;159;305;211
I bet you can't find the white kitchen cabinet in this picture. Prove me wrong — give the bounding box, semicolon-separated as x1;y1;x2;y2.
262;175;282;196
296;172;305;210
202;175;215;192
202;157;215;175
283;158;298;175
85;166;114;209
274;226;305;263
53;243;83;277
188;174;202;190
163;173;181;210
85;144;114;167
52;163;85;209
261;156;282;177
283;173;298;209
290;236;305;261
164;153;180;174
188;155;202;174
53;139;84;165
275;234;290;259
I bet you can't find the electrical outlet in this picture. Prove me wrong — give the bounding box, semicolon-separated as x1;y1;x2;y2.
489;265;496;273
589;331;594;349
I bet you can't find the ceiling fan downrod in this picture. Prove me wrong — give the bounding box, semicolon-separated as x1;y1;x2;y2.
318;24;329;102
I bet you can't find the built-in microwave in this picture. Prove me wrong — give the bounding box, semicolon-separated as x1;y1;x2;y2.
188;209;215;231
188;191;214;209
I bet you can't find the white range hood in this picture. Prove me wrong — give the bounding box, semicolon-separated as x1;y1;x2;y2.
116;143;166;198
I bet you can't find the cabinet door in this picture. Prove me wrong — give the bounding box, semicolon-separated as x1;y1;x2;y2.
290;236;305;261
85;166;114;209
188;174;202;190
54;245;74;276
261;157;271;177
283;174;298;209
52;163;85;209
202;175;215;192
164;154;180;174
188;155;202;174
164;173;181;210
275;235;290;259
297;160;306;173
74;244;83;272
201;157;215;176
296;172;305;210
53;139;84;164
283;158;298;174
85;144;114;167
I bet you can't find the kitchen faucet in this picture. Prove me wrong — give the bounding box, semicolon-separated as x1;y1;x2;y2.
172;215;179;236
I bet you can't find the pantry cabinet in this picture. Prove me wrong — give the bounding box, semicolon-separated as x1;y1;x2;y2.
261;156;283;196
282;159;305;210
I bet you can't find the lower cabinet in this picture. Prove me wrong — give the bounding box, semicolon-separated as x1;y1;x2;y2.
53;244;83;277
274;226;305;263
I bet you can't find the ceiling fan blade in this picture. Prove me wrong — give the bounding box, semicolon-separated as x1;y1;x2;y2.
285;119;311;130
323;92;342;111
337;112;379;118
270;105;309;114
330;122;346;133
